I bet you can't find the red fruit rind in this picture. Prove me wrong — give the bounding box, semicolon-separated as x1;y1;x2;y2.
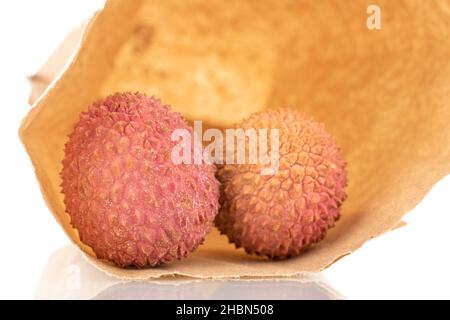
216;110;347;259
61;92;220;267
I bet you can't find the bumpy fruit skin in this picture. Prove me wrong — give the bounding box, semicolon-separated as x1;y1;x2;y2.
61;92;219;268
216;110;347;259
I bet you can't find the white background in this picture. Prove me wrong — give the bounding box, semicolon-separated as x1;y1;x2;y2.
0;0;449;299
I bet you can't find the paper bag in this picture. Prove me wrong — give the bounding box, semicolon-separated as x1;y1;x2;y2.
20;0;450;279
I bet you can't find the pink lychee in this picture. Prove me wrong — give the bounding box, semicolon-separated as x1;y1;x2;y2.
61;92;220;268
215;109;347;259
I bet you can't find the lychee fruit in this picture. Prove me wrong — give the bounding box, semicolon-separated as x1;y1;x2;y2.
61;92;220;268
215;110;347;259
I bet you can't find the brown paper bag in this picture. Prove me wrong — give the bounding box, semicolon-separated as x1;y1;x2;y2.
20;0;450;279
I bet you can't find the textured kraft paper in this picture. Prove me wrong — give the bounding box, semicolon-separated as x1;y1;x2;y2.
20;0;450;280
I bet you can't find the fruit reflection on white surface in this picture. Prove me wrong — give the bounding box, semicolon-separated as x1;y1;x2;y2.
34;245;342;300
